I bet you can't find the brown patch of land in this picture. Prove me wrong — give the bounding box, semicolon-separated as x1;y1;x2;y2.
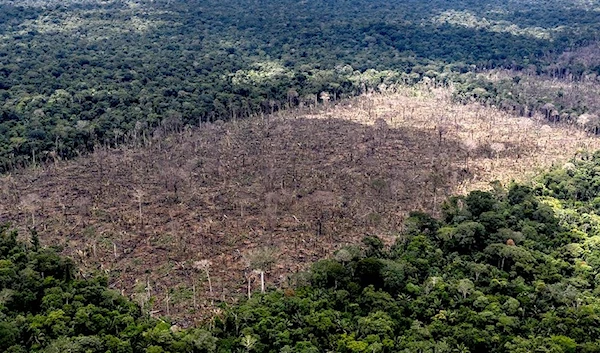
1;85;598;324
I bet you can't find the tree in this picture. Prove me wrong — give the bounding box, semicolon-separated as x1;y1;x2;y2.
244;247;277;296
193;259;213;298
19;193;41;228
456;279;474;299
241;335;258;353
357;311;395;337
132;188;145;226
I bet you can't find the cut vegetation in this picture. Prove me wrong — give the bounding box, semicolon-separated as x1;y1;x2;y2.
1;84;598;322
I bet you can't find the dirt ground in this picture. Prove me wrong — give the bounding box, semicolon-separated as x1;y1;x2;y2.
1;85;598;325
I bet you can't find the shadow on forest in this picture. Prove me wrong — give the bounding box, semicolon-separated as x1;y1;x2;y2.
0;5;41;30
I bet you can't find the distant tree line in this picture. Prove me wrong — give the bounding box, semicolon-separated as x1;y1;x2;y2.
1;0;600;171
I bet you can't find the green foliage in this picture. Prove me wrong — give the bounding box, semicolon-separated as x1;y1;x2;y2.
7;154;600;352
1;0;598;170
0;224;217;352
209;154;600;353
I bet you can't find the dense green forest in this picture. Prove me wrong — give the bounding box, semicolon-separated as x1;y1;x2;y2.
5;153;600;352
6;1;600;352
1;0;600;170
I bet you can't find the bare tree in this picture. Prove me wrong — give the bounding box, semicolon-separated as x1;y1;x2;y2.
19;193;41;228
132;188;145;226
193;259;213;297
164;286;171;316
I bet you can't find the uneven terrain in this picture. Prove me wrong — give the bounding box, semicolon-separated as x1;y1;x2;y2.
1;85;598;324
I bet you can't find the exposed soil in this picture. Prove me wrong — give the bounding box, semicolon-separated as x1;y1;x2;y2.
1;85;598;325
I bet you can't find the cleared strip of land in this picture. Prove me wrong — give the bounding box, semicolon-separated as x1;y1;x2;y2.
2;85;598;322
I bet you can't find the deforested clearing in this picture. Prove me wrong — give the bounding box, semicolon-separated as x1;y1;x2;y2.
1;84;597;323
